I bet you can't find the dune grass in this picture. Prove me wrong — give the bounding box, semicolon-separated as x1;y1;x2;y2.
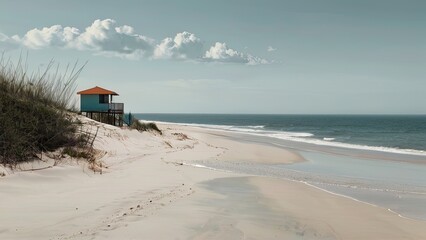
0;56;87;165
130;118;162;135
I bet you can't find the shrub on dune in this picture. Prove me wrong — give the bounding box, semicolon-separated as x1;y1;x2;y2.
0;57;87;165
130;118;162;135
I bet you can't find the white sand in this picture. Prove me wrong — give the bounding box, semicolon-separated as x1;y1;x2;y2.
1;117;425;239
251;177;426;239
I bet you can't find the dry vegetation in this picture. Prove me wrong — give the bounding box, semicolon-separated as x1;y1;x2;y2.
0;56;90;165
130;117;162;135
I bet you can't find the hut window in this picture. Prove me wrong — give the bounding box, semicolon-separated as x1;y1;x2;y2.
99;94;109;103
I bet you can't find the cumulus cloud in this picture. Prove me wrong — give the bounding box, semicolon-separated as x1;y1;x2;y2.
4;19;154;59
154;31;203;60
0;19;269;65
267;46;276;52
72;19;155;58
17;25;79;49
204;42;269;65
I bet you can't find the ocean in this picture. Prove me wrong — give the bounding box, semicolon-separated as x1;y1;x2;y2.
133;114;426;155
133;113;426;220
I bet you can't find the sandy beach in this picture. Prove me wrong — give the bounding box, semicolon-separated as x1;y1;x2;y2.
1;118;426;239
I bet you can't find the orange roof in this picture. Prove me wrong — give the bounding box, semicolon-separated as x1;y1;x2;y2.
77;86;118;95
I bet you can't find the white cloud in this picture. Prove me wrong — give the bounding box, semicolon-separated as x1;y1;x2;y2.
0;19;270;65
204;42;244;62
17;25;79;49
267;46;276;52
115;25;134;35
154;31;203;60
3;19;154;59
71;19;155;59
204;42;269;65
0;33;20;50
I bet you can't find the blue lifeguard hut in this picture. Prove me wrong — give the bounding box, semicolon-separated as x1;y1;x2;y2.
77;86;124;126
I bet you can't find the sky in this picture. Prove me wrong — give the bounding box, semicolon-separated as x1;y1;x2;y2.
1;0;425;114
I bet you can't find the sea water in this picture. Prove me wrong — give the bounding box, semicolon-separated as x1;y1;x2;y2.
282;151;426;220
134;114;426;220
134;114;426;155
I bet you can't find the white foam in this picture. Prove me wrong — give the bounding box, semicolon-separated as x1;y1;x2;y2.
269;132;314;138
182;162;233;173
273;135;426;156
246;125;265;129
140;119;426;157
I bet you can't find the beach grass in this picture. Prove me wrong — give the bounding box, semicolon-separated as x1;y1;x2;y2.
0;56;87;165
130;118;162;134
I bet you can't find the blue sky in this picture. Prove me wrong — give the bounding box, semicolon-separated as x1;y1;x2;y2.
1;0;425;114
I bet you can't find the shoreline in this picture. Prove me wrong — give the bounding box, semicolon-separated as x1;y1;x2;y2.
1;117;426;239
177;123;426;221
150;119;426;161
183;157;425;222
198;123;426;164
250;176;426;239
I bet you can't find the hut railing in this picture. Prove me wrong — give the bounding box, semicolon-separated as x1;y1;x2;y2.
108;103;124;112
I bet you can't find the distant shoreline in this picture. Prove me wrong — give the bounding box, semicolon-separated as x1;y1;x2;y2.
136;113;426;158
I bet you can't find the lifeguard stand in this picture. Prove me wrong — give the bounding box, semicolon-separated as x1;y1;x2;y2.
77;86;124;126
